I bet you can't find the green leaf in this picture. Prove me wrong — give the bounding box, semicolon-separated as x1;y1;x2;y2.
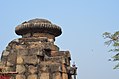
103;32;111;39
104;40;112;46
103;31;119;69
113;42;119;47
112;53;119;61
113;63;119;69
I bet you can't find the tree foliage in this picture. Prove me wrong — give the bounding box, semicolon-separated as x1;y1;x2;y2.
103;31;119;69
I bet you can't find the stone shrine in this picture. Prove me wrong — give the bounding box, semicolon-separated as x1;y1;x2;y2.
1;18;77;79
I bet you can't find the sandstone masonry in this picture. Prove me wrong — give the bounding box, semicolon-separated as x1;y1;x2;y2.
1;19;77;79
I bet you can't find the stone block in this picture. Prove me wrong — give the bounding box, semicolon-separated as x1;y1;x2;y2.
40;73;49;79
2;50;10;56
7;52;17;65
55;73;61;79
51;45;59;51
6;61;13;67
51;51;57;56
17;49;28;56
27;74;37;79
28;48;39;55
16;65;26;74
23;56;38;65
28;65;37;74
17;56;24;64
16;75;26;79
16;45;25;49
62;73;68;79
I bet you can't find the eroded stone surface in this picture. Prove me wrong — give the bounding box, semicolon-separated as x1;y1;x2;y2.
2;50;10;56
23;55;38;65
0;18;77;79
16;65;26;74
28;65;37;74
40;73;49;79
17;56;24;64
27;74;37;79
16;75;26;79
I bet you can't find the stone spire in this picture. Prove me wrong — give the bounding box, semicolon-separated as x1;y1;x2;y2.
1;18;77;79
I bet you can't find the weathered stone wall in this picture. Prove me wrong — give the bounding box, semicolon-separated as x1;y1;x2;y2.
1;19;77;79
1;37;72;79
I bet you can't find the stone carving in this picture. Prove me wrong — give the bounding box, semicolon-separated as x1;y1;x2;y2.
1;18;77;79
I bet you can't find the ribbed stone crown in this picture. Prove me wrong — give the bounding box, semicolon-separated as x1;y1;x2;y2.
15;18;62;37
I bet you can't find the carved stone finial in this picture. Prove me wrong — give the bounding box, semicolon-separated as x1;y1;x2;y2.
15;18;62;37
